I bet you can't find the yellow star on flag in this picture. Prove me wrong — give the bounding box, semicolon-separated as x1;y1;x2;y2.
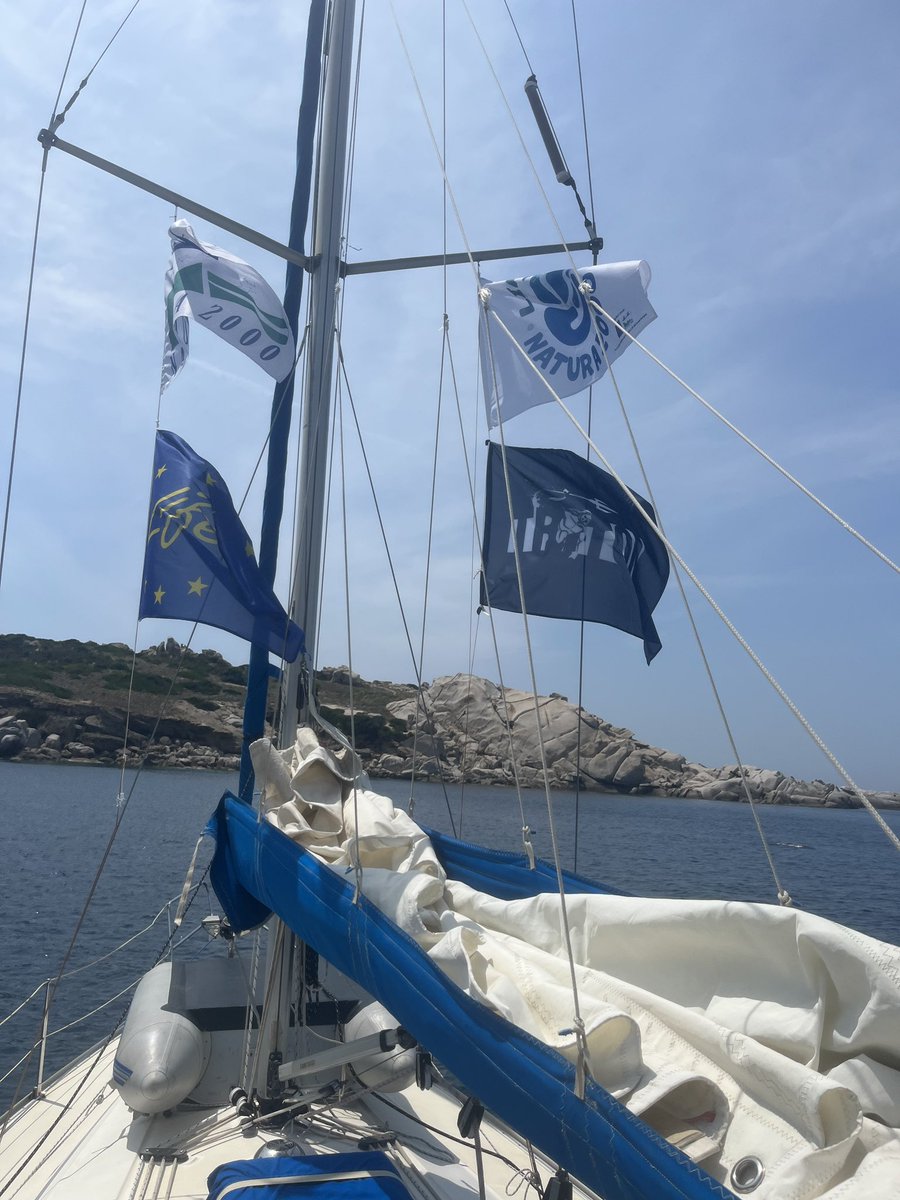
205;472;217;487
153;585;165;605
155;464;167;479
188;576;209;596
245;540;255;558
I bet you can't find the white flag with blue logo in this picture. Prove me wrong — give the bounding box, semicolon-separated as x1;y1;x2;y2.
479;260;655;426
161;220;295;393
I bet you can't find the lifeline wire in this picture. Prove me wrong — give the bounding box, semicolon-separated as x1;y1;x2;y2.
0;871;209;1191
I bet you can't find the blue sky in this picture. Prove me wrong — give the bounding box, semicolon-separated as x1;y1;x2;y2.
1;1;898;791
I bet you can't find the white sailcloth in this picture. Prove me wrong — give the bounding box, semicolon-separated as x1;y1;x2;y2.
251;730;900;1200
480;260;656;426
161;219;295;392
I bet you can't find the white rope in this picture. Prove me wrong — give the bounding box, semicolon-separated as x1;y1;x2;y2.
391;3;599;1032
484;300;900;856
389;1;483;288
484;311;591;1093
336;382;364;904
601;352;792;903
444;325;534;859
408;327;446;803
240;928;264;1092
172;834;207;928
594;304;900;577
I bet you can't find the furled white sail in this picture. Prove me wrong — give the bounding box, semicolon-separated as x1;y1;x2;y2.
250;731;900;1200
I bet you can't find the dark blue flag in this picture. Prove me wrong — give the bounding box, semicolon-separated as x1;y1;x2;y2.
139;430;304;661
481;444;669;663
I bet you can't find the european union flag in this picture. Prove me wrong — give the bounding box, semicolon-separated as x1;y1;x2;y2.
139;430;304;661
481;444;669;663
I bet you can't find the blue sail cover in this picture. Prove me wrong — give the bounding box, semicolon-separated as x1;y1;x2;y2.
208;795;732;1200
207;1151;414;1200
425;826;631;900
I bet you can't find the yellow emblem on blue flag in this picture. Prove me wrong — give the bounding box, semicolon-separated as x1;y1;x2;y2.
139;430;303;661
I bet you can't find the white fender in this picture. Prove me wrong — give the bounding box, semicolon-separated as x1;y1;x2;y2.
344;1002;417;1093
112;962;210;1113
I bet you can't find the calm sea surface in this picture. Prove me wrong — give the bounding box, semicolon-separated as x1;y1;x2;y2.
2;760;898;1109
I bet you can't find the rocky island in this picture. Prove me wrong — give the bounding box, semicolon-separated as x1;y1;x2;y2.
1;634;896;809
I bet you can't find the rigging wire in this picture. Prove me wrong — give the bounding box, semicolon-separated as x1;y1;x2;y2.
502;1;535;75
426;1;895;868
463;0;900;584
388;1;539;862
569;0;599;873
599;318;900;577
486;303;900;857
408;332;446;803
408;0;450;806
393;0;587;1052
481;312;592;1095
336;382;364;901
407;0;452;801
569;0;597;232
1;0;88;597
47;0;146;139
0;168;50;600
336;348;458;836
444;332;533;859
601;361;791;901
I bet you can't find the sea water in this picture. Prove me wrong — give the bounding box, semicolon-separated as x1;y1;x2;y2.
2;760;898;1109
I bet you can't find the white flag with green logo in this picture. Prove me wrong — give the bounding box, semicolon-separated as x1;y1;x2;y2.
161;219;295;393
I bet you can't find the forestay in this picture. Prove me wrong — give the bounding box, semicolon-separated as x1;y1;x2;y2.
210;732;900;1200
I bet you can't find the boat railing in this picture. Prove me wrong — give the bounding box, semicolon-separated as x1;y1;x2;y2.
0;885;212;1103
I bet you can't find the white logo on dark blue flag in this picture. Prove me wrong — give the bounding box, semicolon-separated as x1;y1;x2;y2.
481;445;669;663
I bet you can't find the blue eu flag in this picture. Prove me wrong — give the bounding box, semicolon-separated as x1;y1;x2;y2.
481;444;669;663
139;430;304;661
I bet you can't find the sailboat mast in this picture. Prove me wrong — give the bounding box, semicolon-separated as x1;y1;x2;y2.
254;0;358;1094
282;0;357;736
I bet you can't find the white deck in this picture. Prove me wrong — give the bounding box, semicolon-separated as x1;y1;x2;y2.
0;1035;592;1200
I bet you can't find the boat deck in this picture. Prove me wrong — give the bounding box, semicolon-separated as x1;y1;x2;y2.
0;1036;586;1200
